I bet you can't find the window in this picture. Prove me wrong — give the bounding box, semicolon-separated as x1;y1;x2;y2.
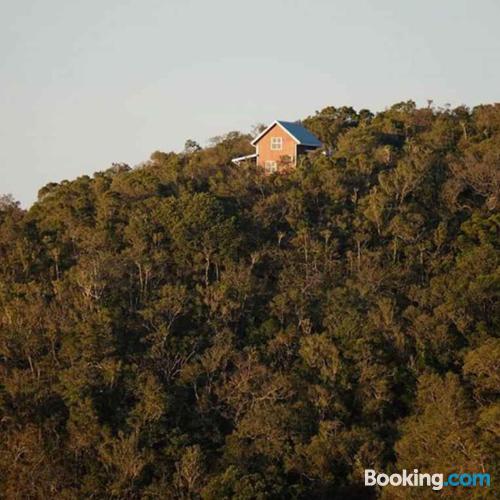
270;137;283;150
265;160;277;173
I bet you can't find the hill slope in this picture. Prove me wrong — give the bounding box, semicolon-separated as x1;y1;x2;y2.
0;102;498;498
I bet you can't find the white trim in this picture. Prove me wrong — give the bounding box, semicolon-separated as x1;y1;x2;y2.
251;120;294;146
231;153;257;165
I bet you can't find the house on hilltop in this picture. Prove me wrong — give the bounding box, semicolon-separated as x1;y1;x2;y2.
232;120;322;172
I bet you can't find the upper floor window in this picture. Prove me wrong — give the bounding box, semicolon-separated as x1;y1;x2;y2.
270;137;283;150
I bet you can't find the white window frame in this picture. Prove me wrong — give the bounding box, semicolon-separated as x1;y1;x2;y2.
270;136;283;151
265;160;277;173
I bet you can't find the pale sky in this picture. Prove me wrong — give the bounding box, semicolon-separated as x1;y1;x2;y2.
1;0;499;206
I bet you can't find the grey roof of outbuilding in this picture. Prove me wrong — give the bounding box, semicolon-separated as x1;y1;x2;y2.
276;120;322;147
251;120;323;147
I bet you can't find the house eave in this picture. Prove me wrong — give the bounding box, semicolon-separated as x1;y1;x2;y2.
231;153;257;165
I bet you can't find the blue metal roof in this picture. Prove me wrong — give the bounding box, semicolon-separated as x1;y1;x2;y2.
277;120;322;147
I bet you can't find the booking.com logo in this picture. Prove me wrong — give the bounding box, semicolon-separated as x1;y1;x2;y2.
365;469;491;491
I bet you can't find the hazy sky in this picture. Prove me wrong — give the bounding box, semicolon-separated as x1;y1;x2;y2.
1;0;499;206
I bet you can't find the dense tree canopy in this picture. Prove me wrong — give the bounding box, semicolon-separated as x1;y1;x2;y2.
0;102;498;498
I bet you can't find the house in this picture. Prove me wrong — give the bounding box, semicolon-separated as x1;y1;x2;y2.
232;120;322;172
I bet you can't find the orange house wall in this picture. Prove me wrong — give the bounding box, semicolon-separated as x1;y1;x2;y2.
255;124;297;168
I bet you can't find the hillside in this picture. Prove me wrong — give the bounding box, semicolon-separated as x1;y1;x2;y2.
0;101;498;498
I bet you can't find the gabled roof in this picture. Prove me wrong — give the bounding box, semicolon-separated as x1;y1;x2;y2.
251;120;322;147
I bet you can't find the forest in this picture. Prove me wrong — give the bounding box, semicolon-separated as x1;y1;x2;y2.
0;101;498;499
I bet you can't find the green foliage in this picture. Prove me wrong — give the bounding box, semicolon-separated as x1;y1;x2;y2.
0;103;498;498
